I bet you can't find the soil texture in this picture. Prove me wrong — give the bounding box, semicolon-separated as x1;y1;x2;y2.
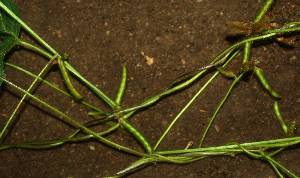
0;0;300;177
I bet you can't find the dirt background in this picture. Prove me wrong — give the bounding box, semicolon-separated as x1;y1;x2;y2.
0;0;300;177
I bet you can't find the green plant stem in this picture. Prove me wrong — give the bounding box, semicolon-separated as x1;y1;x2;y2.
0;2;58;55
5;33;54;60
104;33;278;120
263;26;300;33
64;61;120;110
254;0;274;23
18;41;54;60
153;70;221;150
240;0;274;83
0;123;120;150
0;55;57;139
268;160;284;178
4;62;103;112
0;76;147;157
115;153;208;176
154;47;242;150
1;2;120;109
242;42;251;64
199;73;245;147
241;0;274;91
259;150;298;178
281;22;300;29
268;147;285;157
155;136;300;155
226;142;262;157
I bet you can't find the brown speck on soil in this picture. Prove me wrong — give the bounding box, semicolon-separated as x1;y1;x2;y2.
0;0;300;177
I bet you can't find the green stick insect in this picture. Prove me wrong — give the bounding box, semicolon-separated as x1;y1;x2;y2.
254;67;281;99
119;118;153;155
274;101;297;137
239;61;281;99
215;66;236;78
58;53;83;100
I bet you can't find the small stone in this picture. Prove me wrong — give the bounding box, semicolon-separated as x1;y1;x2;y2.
290;56;297;61
146;56;154;65
56;30;61;38
89;145;95;151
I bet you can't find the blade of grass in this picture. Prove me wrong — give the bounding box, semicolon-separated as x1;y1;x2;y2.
254;0;274;23
0;76;148;157
64;61;120;109
0;123;120;150
199;72;246;147
259;150;298;178
101;33;277;125
241;0;274;90
0;54;57;140
155;136;300;155
263;24;300;33
154;47;242;150
267;160;284;178
4;62;103;112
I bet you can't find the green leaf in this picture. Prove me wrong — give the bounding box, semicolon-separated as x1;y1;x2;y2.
60;52;69;58
0;0;21;86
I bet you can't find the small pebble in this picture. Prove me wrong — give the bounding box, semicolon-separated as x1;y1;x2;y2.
89;145;95;151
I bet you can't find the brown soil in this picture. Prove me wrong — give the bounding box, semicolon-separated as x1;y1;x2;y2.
0;0;300;177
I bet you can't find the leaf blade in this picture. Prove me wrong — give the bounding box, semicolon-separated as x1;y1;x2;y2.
0;0;21;86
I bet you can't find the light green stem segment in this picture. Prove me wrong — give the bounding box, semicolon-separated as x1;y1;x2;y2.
242;42;251;64
254;0;274;23
242;0;274;77
64;61;120;109
154;47;242;150
199;73;245;147
0;56;56;140
4;62;102;112
259;150;298;178
0;76;147;157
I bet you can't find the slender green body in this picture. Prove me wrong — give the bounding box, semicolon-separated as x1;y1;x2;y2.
115;65;127;106
242;42;251;64
58;58;83;100
287;121;296;137
255;67;281;98
119;118;153;155
273;101;288;134
216;66;235;78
